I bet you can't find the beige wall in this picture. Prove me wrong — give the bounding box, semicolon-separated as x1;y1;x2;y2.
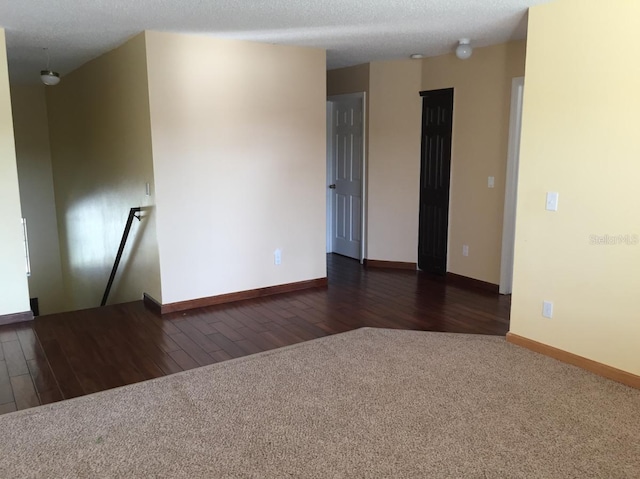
0;29;31;316
421;41;526;283
11;85;66;314
511;0;640;375
325;44;524;272
367;60;422;262
327;63;370;96
145;31;326;304
46;33;162;310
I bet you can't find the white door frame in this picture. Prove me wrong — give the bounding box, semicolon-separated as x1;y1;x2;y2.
499;77;525;294
326;92;367;262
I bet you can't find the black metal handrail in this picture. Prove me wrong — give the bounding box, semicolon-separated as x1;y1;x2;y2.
101;207;141;306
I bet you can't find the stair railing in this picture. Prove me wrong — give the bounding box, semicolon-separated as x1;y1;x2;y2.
101;207;142;306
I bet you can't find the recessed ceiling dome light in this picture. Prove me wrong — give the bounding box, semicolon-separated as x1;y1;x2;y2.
410;54;425;60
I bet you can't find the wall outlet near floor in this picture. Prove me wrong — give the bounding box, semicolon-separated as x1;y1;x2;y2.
462;245;469;257
274;248;282;265
542;301;554;319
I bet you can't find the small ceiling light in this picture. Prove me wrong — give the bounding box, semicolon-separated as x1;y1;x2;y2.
455;38;473;60
40;70;60;86
410;53;425;60
40;48;61;86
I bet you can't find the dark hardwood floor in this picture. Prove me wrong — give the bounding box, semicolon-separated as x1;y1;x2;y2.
0;254;510;416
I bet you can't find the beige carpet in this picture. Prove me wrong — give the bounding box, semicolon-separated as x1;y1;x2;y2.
0;328;638;478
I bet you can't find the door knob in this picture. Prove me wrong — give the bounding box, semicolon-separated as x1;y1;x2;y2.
329;184;336;189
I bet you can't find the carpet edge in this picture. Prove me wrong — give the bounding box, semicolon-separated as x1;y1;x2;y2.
0;327;377;421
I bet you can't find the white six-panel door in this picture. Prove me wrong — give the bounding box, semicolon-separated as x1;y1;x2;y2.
329;95;363;260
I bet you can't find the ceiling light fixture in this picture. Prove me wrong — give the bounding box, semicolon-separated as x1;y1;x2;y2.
410;54;425;60
40;48;61;86
455;38;473;60
40;70;60;86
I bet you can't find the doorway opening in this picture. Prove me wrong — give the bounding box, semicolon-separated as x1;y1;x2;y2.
326;93;366;262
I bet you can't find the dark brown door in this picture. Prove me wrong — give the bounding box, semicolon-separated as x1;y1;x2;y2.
418;88;454;275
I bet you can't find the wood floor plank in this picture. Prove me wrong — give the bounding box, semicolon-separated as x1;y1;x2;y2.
207;333;246;359
225;308;270;333
0;360;15;405
173;321;222;354
262;329;300;349
234;327;281;352
27;358;60;394
235;339;262;356
132;356;165;381
247;302;290;324
155;335;183;354
209;321;244;342
168;350;199;371
288;316;330;338
209;349;233;363
263;302;297;320
16;328;38;361
38;339;84;400
189;317;217;336
0;402;16;414
39;389;64;405
283;320;325;341
0;327;18;343
210;311;246;330
10;374;39;410
134;306;181;335
54;324;108;394
169;333;216;366
153;354;184;376
3;341;29;377
114;361;148;387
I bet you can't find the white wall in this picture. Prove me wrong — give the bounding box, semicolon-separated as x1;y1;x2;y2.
11;84;66;314
145;31;327;304
0;29;31;316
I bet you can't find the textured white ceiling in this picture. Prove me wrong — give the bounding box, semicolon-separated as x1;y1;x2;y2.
0;0;549;84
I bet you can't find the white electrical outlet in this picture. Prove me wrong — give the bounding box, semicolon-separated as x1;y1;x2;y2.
488;176;495;188
274;249;282;265
462;245;469;257
542;301;553;319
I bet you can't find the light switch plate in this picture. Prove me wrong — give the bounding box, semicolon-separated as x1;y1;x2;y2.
546;192;559;211
488;176;495;188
